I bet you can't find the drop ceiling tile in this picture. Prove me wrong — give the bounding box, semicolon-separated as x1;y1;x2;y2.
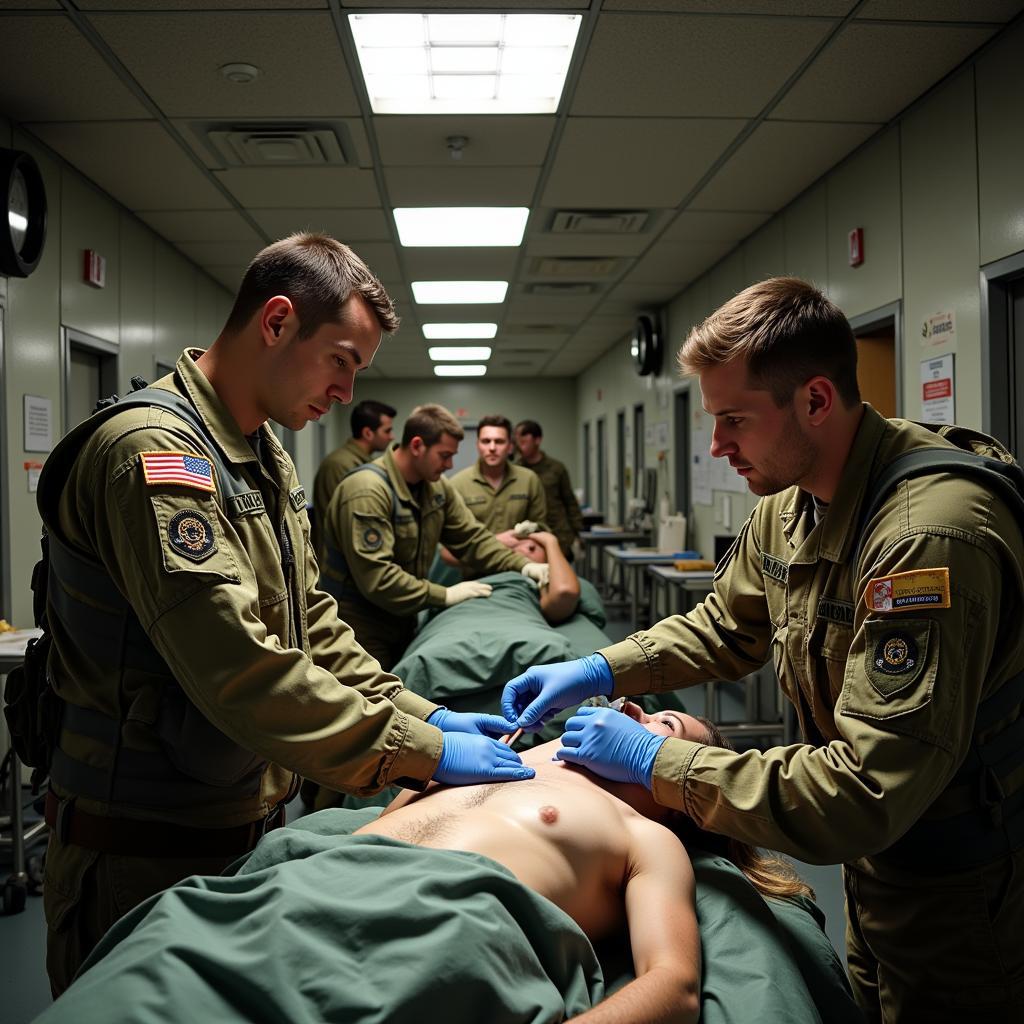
412;301;504;321
177;240;264;266
136;209;263;243
91;11;360;118
774;21;995;122
80;0;326;8
384;166;539;206
607;1;849;10
524;228;666;259
0;16;148;121
663;210;771;243
252;208;390;242
348;243;403;285
571;13;834;117
402;249;520;279
344;0;585;6
604;282;684;308
623;239;737;285
215;167;381;208
506;292;598;316
691;121;879;211
28;121;231;209
375;116;555;167
544;118;744;209
857;0;1023;20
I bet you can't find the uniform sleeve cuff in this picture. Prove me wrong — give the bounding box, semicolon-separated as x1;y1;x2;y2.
649;739;703;812
383;714;443;789
599;635;660;696
391;688;439;722
425;582;448;607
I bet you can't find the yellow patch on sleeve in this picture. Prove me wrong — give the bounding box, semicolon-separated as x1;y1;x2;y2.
863;567;950;613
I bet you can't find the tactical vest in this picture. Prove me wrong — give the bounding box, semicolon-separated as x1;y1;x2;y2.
38;381;268;814
854;438;1024;871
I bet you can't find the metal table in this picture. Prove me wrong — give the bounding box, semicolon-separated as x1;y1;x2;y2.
604;548;693;626
579;530;648;596
1;629;48;913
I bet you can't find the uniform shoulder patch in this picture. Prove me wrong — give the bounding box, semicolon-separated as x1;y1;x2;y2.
140;451;215;493
168;508;216;562
863;620;932;699
361;526;383;552
288;486;306;512
864;567;950;613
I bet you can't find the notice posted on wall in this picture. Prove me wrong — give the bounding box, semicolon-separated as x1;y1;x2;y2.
23;394;53;452
921;311;956;350
920;354;955;424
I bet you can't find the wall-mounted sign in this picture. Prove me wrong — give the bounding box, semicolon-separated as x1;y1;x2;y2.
23;393;52;452
921;310;956;350
848;227;864;267
920;354;955;424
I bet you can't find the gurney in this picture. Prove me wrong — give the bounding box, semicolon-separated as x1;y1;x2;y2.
35;808;861;1024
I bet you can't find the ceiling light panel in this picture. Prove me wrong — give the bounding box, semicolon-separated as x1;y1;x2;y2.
422;323;497;339
434;364;488;377
429;346;492;361
413;281;508;304
349;13;581;115
394;207;529;247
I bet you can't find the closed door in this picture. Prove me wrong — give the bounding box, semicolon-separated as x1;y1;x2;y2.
616;410;626;525
596;417;606;518
856;325;896;417
67;346;103;430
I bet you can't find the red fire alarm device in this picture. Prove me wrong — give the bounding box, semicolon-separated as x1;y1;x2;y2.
83;249;106;288
848;228;864;268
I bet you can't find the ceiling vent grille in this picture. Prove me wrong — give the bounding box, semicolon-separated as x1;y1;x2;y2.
205;125;350;167
551;210;649;234
528;283;595;296
530;256;620;279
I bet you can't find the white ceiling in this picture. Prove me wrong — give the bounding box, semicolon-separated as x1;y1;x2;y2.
1;0;1020;379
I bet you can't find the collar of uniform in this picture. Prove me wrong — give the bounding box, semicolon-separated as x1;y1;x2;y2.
344;437;370;462
380;445;418;507
175;348;261;465
777;488;807;544
474;457;509;489
817;404;888;563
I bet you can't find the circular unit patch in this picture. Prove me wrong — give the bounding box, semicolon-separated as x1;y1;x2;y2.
168;508;216;562
362;526;383;552
873;631;918;675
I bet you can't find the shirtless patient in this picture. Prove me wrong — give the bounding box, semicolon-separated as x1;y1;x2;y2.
358;702;808;1024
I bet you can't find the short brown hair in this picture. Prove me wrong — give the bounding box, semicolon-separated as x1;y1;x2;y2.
478;414;512;438
223;233;399;338
515;419;542;438
401;404;464;447
679;277;859;407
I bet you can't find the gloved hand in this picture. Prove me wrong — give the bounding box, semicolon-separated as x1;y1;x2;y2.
444;580;493;607
502;653;614;732
428;707;516;738
513;520;541;538
556;706;668;788
433;732;535;785
521;562;550;588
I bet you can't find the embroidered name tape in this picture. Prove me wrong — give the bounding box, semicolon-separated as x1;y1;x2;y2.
864;567;950;613
141;451;215;493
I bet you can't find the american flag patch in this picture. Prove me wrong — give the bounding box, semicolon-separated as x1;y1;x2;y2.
140;451;216;493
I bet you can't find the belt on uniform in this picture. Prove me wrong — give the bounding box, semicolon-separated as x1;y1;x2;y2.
45;790;285;858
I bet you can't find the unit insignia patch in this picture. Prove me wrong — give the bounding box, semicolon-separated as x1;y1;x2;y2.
168;509;216;562
362;527;383;552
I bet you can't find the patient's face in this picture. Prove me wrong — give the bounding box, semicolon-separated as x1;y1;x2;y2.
622;701;710;743
513;538;546;562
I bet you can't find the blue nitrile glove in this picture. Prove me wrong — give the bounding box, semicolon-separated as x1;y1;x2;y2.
501;653;614;733
428;707;517;738
433;733;536;786
556;706;668;789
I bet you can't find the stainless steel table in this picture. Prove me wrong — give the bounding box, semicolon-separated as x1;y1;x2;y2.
604;549;691;627
579;530;648;596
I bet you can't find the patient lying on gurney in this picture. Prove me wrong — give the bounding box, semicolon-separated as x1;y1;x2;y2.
38;705;813;1024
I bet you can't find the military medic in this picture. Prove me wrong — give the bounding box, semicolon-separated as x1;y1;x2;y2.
34;235;533;996
319;403;548;674
503;278;1024;1022
513;419;583;560
311;399;395;558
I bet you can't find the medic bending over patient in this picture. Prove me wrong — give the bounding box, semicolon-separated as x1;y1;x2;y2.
359;702;810;1024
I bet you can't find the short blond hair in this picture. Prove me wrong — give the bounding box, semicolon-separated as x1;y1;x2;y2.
679;277;859;407
401;404;464;447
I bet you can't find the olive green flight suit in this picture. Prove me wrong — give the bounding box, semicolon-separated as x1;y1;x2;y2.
320;446;529;672
600;406;1024;1022
516;451;583;558
449;459;547;534
39;350;442;995
312;437;372;559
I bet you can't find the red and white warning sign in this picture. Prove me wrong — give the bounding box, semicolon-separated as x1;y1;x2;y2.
920;354;955;424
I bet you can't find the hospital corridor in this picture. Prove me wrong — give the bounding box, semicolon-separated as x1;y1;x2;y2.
2;2;1024;1022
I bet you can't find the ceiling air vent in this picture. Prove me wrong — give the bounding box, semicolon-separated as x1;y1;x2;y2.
551;210;649;234
205;125;350;167
530;256;620;279
528;283;595;296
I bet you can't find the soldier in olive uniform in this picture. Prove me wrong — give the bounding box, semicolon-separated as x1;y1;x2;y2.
514;420;584;560
37;235;532;996
503;278;1024;1022
319;403;548;674
311;399;395;559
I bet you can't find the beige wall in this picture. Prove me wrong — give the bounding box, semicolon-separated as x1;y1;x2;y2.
0;123;235;628
325;377;580;483
579;19;1024;559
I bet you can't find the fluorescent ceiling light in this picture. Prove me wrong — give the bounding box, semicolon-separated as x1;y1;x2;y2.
394;207;528;248
422;323;497;339
349;13;582;114
413;281;507;304
434;365;488;377
429;346;492;361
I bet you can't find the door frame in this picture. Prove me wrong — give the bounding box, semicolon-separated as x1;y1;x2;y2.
0;300;10;619
672;381;691;521
61;326;119;435
980;249;1024;448
615;407;626;526
848;300;903;418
